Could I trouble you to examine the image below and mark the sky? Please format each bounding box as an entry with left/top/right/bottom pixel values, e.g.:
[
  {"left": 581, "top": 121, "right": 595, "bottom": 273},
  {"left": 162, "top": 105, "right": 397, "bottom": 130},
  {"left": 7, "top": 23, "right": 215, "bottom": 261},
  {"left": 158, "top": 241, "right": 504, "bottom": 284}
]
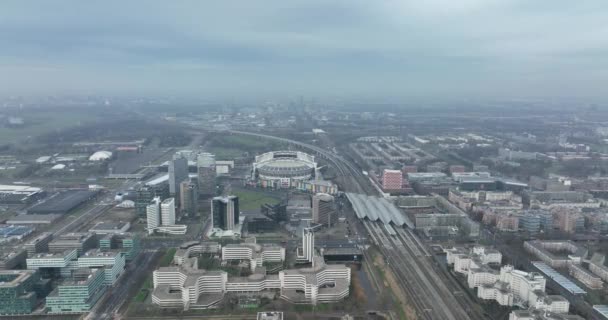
[{"left": 0, "top": 1, "right": 607, "bottom": 100}]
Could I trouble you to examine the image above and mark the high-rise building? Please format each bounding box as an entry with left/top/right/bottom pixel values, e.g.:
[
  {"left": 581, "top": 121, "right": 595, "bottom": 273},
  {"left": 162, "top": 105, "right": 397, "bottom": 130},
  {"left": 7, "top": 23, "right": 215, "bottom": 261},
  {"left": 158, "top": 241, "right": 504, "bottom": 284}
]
[
  {"left": 135, "top": 182, "right": 169, "bottom": 216},
  {"left": 146, "top": 197, "right": 161, "bottom": 235},
  {"left": 301, "top": 228, "right": 315, "bottom": 264},
  {"left": 161, "top": 198, "right": 176, "bottom": 226},
  {"left": 211, "top": 196, "right": 239, "bottom": 231},
  {"left": 382, "top": 169, "right": 403, "bottom": 190},
  {"left": 179, "top": 179, "right": 198, "bottom": 216},
  {"left": 168, "top": 154, "right": 188, "bottom": 201},
  {"left": 312, "top": 193, "right": 336, "bottom": 227},
  {"left": 197, "top": 153, "right": 216, "bottom": 196},
  {"left": 147, "top": 197, "right": 186, "bottom": 235}
]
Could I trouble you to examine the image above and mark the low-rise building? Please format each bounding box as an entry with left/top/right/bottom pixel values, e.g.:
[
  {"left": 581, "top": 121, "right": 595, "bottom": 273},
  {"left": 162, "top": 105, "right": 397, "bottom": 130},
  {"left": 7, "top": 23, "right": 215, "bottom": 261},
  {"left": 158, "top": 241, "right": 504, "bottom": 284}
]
[
  {"left": 24, "top": 232, "right": 53, "bottom": 256},
  {"left": 568, "top": 263, "right": 603, "bottom": 289},
  {"left": 49, "top": 233, "right": 97, "bottom": 255},
  {"left": 222, "top": 243, "right": 285, "bottom": 271},
  {"left": 0, "top": 269, "right": 39, "bottom": 315},
  {"left": 524, "top": 240, "right": 587, "bottom": 269}
]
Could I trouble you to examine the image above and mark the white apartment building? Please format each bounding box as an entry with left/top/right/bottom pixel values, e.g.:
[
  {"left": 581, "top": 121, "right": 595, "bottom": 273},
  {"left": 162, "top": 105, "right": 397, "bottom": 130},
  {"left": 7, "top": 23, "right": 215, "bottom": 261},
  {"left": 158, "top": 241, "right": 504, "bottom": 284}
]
[{"left": 475, "top": 265, "right": 547, "bottom": 308}]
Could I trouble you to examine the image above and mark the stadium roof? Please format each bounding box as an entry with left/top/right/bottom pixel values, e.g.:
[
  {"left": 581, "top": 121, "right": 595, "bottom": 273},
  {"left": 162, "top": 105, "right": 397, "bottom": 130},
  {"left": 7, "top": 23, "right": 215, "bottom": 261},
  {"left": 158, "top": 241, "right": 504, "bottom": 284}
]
[
  {"left": 532, "top": 261, "right": 586, "bottom": 295},
  {"left": 346, "top": 193, "right": 413, "bottom": 228}
]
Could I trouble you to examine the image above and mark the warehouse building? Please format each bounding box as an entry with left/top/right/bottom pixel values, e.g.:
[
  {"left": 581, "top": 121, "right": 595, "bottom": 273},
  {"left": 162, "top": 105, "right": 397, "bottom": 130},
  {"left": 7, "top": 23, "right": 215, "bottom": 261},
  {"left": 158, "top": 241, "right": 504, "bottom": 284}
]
[{"left": 27, "top": 190, "right": 99, "bottom": 215}]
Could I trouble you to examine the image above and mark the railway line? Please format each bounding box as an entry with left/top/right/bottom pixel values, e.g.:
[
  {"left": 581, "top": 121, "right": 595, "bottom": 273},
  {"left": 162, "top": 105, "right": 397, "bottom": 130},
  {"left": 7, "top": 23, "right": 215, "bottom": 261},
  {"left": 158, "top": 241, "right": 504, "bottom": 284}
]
[
  {"left": 365, "top": 220, "right": 471, "bottom": 320},
  {"left": 218, "top": 129, "right": 479, "bottom": 320}
]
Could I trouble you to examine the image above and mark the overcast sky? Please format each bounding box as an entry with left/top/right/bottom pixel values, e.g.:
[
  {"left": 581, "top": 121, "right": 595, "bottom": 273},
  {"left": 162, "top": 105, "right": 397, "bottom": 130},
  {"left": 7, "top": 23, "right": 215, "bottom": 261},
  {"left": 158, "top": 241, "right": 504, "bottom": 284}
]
[{"left": 1, "top": 1, "right": 607, "bottom": 100}]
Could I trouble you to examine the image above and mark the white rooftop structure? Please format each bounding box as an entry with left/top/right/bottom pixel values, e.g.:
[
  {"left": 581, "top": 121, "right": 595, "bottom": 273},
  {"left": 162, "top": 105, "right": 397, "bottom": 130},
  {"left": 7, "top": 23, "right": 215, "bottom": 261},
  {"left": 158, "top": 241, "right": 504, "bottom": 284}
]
[
  {"left": 346, "top": 193, "right": 413, "bottom": 227},
  {"left": 89, "top": 151, "right": 112, "bottom": 161}
]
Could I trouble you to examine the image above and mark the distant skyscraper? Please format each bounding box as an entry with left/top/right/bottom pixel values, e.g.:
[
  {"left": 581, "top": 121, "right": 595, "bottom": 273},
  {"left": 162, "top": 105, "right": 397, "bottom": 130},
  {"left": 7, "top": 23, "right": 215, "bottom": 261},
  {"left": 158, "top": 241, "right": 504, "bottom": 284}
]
[
  {"left": 211, "top": 196, "right": 239, "bottom": 231},
  {"left": 312, "top": 193, "right": 336, "bottom": 227},
  {"left": 197, "top": 153, "right": 216, "bottom": 196},
  {"left": 169, "top": 154, "right": 188, "bottom": 200},
  {"left": 179, "top": 179, "right": 198, "bottom": 216},
  {"left": 146, "top": 197, "right": 161, "bottom": 235}
]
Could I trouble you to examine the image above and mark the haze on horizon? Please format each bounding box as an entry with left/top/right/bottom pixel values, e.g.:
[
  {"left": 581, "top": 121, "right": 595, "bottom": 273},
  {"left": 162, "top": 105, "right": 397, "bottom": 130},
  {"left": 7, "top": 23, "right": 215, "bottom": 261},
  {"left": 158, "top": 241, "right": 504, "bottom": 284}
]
[{"left": 1, "top": 0, "right": 607, "bottom": 101}]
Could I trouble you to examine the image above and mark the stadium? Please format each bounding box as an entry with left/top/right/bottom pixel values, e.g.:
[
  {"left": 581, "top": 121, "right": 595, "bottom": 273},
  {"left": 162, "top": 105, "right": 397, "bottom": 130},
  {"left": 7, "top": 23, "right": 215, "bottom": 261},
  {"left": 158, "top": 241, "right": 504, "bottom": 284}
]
[{"left": 252, "top": 151, "right": 317, "bottom": 187}]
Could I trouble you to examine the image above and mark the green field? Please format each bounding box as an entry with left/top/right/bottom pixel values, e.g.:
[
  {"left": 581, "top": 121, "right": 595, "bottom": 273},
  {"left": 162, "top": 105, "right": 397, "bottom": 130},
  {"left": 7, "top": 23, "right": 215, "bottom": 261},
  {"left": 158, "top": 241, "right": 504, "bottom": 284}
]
[
  {"left": 159, "top": 248, "right": 177, "bottom": 267},
  {"left": 0, "top": 110, "right": 102, "bottom": 145},
  {"left": 207, "top": 134, "right": 288, "bottom": 160},
  {"left": 233, "top": 189, "right": 281, "bottom": 211}
]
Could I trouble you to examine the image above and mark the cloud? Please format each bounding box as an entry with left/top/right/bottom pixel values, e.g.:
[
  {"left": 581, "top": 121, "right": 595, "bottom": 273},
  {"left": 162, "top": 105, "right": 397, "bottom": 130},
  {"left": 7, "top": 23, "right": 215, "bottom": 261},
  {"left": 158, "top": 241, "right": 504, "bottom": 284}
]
[{"left": 0, "top": 0, "right": 606, "bottom": 100}]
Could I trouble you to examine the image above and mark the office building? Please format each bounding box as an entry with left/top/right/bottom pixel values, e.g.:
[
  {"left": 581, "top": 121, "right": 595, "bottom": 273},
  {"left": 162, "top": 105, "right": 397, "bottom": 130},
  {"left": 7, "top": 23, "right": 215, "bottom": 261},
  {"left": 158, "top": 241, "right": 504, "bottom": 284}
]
[
  {"left": 382, "top": 169, "right": 403, "bottom": 190},
  {"left": 298, "top": 228, "right": 315, "bottom": 264},
  {"left": 168, "top": 153, "right": 188, "bottom": 200},
  {"left": 48, "top": 233, "right": 97, "bottom": 255},
  {"left": 26, "top": 249, "right": 78, "bottom": 270},
  {"left": 0, "top": 248, "right": 27, "bottom": 270},
  {"left": 46, "top": 268, "right": 106, "bottom": 314},
  {"left": 0, "top": 269, "right": 39, "bottom": 315},
  {"left": 222, "top": 243, "right": 285, "bottom": 271},
  {"left": 25, "top": 232, "right": 53, "bottom": 256},
  {"left": 146, "top": 197, "right": 161, "bottom": 235},
  {"left": 179, "top": 178, "right": 198, "bottom": 216},
  {"left": 197, "top": 153, "right": 216, "bottom": 196},
  {"left": 147, "top": 197, "right": 187, "bottom": 235},
  {"left": 77, "top": 249, "right": 125, "bottom": 286},
  {"left": 212, "top": 196, "right": 239, "bottom": 231},
  {"left": 312, "top": 193, "right": 336, "bottom": 227},
  {"left": 135, "top": 182, "right": 170, "bottom": 216},
  {"left": 151, "top": 243, "right": 349, "bottom": 309},
  {"left": 161, "top": 198, "right": 176, "bottom": 226},
  {"left": 246, "top": 214, "right": 279, "bottom": 233}
]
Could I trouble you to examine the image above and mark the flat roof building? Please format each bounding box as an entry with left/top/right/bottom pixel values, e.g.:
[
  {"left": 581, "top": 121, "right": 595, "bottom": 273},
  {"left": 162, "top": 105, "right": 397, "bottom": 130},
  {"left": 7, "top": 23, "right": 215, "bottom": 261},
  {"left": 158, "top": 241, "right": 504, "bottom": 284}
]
[
  {"left": 0, "top": 269, "right": 40, "bottom": 315},
  {"left": 49, "top": 233, "right": 97, "bottom": 255},
  {"left": 46, "top": 268, "right": 107, "bottom": 314}
]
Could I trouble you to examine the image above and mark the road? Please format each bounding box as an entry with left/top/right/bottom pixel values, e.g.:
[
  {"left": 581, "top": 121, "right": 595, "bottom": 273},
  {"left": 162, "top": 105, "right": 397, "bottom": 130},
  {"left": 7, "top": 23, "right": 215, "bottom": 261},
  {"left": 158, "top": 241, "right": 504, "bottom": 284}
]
[{"left": 87, "top": 250, "right": 160, "bottom": 320}]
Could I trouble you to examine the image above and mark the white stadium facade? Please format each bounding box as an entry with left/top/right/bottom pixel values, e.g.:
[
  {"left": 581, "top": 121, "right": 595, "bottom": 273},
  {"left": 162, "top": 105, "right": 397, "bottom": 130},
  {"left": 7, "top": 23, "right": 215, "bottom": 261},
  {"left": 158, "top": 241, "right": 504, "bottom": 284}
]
[{"left": 252, "top": 151, "right": 317, "bottom": 188}]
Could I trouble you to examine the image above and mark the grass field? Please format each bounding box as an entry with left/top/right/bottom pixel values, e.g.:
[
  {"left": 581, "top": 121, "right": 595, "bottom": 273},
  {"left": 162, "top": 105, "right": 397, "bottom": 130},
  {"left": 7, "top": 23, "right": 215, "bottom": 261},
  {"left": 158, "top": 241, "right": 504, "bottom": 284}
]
[
  {"left": 159, "top": 248, "right": 177, "bottom": 267},
  {"left": 233, "top": 189, "right": 281, "bottom": 211},
  {"left": 0, "top": 110, "right": 103, "bottom": 145}
]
